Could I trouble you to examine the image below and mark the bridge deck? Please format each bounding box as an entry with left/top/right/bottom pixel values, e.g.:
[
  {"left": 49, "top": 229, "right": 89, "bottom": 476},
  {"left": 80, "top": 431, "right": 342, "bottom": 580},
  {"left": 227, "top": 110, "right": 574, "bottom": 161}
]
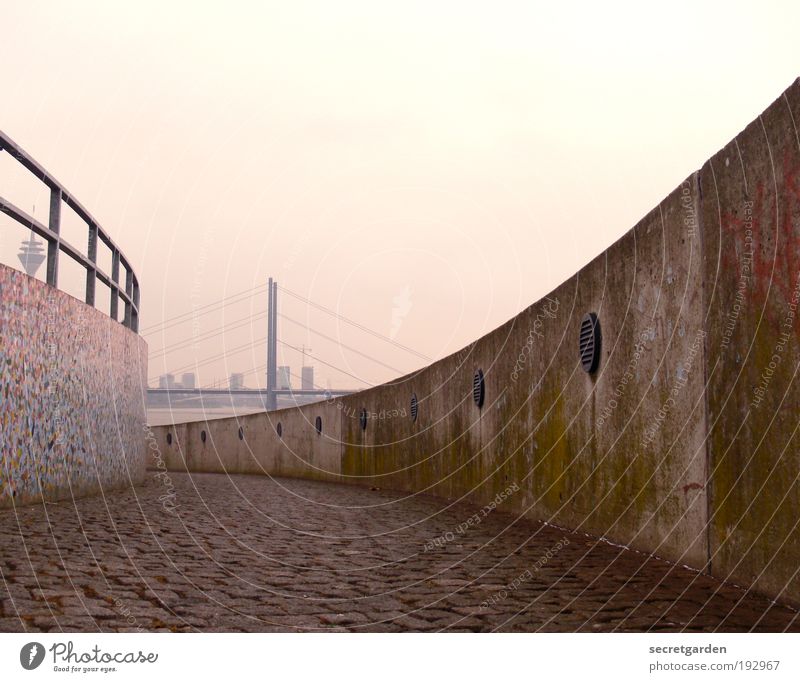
[{"left": 0, "top": 473, "right": 796, "bottom": 632}]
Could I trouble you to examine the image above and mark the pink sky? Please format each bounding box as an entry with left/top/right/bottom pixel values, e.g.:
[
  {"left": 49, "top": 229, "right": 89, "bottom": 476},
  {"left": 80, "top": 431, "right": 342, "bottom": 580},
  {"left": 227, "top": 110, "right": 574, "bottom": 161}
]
[{"left": 1, "top": 1, "right": 799, "bottom": 389}]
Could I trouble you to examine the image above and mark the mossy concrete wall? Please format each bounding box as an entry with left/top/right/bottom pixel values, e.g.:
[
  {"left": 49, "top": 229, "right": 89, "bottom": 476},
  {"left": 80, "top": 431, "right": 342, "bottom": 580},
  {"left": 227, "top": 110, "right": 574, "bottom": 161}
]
[
  {"left": 700, "top": 82, "right": 800, "bottom": 604},
  {"left": 151, "top": 78, "right": 800, "bottom": 606},
  {"left": 338, "top": 173, "right": 709, "bottom": 571}
]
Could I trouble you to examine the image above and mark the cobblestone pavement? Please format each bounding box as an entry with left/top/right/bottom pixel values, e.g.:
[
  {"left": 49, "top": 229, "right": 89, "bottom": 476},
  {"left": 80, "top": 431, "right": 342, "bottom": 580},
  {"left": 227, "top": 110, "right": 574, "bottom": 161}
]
[{"left": 1, "top": 472, "right": 797, "bottom": 632}]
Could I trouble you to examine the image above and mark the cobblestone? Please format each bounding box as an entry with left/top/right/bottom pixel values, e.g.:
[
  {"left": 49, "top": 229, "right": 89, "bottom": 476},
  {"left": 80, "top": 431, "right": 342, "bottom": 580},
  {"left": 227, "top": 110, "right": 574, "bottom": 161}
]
[{"left": 0, "top": 472, "right": 797, "bottom": 632}]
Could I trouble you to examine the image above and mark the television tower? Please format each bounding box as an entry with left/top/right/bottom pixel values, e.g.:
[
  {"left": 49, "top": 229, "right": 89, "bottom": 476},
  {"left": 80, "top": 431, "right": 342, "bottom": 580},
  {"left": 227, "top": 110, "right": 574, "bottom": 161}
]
[{"left": 18, "top": 213, "right": 46, "bottom": 277}]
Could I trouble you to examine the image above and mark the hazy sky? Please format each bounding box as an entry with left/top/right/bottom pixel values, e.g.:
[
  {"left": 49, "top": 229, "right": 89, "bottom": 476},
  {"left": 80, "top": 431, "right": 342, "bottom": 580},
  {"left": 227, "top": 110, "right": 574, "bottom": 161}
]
[{"left": 1, "top": 1, "right": 799, "bottom": 390}]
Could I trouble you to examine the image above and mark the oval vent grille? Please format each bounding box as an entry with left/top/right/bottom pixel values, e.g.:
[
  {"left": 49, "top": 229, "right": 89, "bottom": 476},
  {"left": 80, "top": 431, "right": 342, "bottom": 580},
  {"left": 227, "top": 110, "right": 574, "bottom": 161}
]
[
  {"left": 579, "top": 312, "right": 601, "bottom": 373},
  {"left": 473, "top": 369, "right": 485, "bottom": 408},
  {"left": 360, "top": 408, "right": 368, "bottom": 431},
  {"left": 410, "top": 393, "right": 418, "bottom": 422}
]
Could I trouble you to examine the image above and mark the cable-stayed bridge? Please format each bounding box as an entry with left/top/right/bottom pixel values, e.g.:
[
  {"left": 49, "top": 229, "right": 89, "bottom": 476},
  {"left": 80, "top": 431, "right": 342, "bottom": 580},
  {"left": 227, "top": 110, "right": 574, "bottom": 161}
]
[{"left": 144, "top": 278, "right": 431, "bottom": 413}]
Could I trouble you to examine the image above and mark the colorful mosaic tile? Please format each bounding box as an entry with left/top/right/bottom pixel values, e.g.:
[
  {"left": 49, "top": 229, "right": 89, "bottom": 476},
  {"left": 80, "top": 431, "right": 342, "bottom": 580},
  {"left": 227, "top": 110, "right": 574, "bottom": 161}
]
[{"left": 0, "top": 263, "right": 147, "bottom": 507}]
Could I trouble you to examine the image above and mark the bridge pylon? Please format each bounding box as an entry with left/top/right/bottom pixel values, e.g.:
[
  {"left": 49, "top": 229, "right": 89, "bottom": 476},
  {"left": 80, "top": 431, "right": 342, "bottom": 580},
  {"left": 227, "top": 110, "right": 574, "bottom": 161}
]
[{"left": 266, "top": 277, "right": 278, "bottom": 411}]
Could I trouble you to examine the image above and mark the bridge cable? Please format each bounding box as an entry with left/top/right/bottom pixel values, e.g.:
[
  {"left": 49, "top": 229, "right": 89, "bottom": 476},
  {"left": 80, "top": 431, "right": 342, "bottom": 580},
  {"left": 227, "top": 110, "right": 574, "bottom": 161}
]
[
  {"left": 140, "top": 282, "right": 267, "bottom": 334},
  {"left": 149, "top": 308, "right": 409, "bottom": 378},
  {"left": 277, "top": 285, "right": 432, "bottom": 361},
  {"left": 142, "top": 283, "right": 430, "bottom": 365}
]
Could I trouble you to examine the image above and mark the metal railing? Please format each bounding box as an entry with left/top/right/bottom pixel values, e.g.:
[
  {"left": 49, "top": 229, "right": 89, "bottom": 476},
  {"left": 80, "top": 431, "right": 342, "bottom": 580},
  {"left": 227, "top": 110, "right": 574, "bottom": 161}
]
[{"left": 0, "top": 130, "right": 140, "bottom": 332}]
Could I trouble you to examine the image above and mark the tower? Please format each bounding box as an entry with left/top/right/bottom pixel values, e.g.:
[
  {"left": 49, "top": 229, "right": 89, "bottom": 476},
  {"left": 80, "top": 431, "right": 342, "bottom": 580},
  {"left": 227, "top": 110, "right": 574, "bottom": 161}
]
[{"left": 17, "top": 233, "right": 46, "bottom": 278}]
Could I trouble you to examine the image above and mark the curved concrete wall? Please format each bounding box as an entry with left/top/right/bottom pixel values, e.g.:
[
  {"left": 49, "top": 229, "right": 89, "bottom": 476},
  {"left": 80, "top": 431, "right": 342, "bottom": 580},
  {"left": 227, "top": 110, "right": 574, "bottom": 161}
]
[
  {"left": 148, "top": 402, "right": 342, "bottom": 483},
  {"left": 0, "top": 263, "right": 148, "bottom": 507},
  {"left": 150, "top": 78, "right": 800, "bottom": 606}
]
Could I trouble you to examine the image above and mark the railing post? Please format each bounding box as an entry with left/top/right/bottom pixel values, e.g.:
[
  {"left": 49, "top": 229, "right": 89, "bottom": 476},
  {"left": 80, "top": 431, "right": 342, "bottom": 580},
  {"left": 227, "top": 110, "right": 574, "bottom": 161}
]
[
  {"left": 110, "top": 250, "right": 120, "bottom": 321},
  {"left": 132, "top": 278, "right": 140, "bottom": 333},
  {"left": 46, "top": 187, "right": 61, "bottom": 286},
  {"left": 86, "top": 223, "right": 97, "bottom": 306},
  {"left": 124, "top": 268, "right": 133, "bottom": 329}
]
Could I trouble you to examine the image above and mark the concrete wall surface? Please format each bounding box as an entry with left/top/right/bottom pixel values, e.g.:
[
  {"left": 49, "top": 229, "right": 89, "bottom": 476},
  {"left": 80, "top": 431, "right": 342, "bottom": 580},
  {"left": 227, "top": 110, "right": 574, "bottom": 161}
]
[
  {"left": 700, "top": 83, "right": 800, "bottom": 604},
  {"left": 150, "top": 78, "right": 800, "bottom": 606},
  {"left": 147, "top": 401, "right": 343, "bottom": 483},
  {"left": 0, "top": 263, "right": 148, "bottom": 507}
]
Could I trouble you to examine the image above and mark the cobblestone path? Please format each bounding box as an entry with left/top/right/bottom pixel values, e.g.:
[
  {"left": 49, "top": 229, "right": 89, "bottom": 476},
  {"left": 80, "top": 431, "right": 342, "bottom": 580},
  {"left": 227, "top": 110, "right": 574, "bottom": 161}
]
[{"left": 1, "top": 472, "right": 797, "bottom": 632}]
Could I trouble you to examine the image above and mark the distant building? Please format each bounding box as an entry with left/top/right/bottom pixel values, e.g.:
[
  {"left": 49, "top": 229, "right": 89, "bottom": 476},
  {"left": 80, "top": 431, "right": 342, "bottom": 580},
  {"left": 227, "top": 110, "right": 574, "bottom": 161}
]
[
  {"left": 158, "top": 374, "right": 176, "bottom": 389},
  {"left": 181, "top": 372, "right": 196, "bottom": 389},
  {"left": 301, "top": 366, "right": 314, "bottom": 390},
  {"left": 229, "top": 373, "right": 245, "bottom": 390},
  {"left": 278, "top": 366, "right": 291, "bottom": 390}
]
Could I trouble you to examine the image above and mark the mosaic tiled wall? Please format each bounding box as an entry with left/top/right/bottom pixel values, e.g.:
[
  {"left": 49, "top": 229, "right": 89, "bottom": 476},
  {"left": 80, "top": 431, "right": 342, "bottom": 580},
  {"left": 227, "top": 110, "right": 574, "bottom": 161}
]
[{"left": 0, "top": 263, "right": 148, "bottom": 507}]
